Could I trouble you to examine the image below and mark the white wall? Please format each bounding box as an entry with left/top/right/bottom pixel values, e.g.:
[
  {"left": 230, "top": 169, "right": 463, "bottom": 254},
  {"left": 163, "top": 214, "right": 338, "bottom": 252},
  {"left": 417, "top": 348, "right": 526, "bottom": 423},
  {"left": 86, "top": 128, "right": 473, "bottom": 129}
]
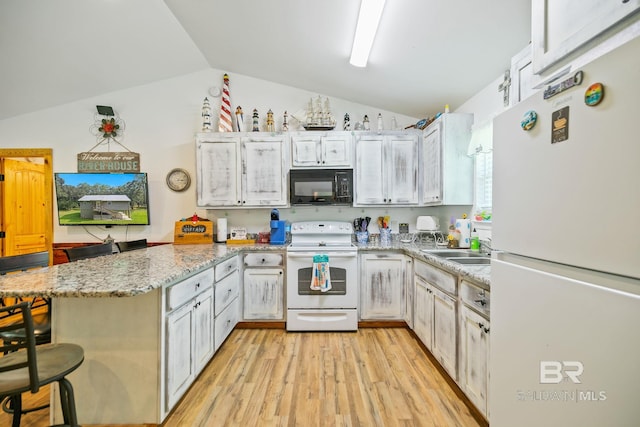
[{"left": 1, "top": 68, "right": 475, "bottom": 243}]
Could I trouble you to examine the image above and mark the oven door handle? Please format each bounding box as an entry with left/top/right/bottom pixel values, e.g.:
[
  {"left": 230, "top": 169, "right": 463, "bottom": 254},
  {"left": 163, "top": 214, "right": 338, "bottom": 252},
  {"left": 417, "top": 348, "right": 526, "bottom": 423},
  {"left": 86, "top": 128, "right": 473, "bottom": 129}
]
[{"left": 287, "top": 252, "right": 358, "bottom": 259}]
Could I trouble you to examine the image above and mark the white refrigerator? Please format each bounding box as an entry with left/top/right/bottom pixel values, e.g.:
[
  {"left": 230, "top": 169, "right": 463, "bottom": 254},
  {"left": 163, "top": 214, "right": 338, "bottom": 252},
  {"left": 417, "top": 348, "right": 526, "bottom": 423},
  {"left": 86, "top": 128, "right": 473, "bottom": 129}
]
[{"left": 490, "top": 35, "right": 640, "bottom": 427}]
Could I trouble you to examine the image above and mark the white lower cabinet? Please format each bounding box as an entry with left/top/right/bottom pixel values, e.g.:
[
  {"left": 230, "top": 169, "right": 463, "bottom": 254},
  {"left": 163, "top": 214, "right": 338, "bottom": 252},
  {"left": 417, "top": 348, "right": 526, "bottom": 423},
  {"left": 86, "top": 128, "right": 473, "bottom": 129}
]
[
  {"left": 414, "top": 274, "right": 434, "bottom": 348},
  {"left": 459, "top": 305, "right": 490, "bottom": 417},
  {"left": 360, "top": 252, "right": 408, "bottom": 320},
  {"left": 165, "top": 268, "right": 215, "bottom": 412},
  {"left": 214, "top": 257, "right": 240, "bottom": 351},
  {"left": 242, "top": 252, "right": 284, "bottom": 320},
  {"left": 432, "top": 286, "right": 457, "bottom": 379},
  {"left": 459, "top": 280, "right": 490, "bottom": 418},
  {"left": 413, "top": 259, "right": 458, "bottom": 381},
  {"left": 164, "top": 256, "right": 239, "bottom": 417}
]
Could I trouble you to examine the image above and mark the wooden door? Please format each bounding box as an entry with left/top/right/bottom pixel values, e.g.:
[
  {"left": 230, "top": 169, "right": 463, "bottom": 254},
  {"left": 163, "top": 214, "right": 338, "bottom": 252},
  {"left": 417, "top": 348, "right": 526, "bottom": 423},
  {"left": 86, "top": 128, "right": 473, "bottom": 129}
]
[{"left": 0, "top": 149, "right": 53, "bottom": 264}]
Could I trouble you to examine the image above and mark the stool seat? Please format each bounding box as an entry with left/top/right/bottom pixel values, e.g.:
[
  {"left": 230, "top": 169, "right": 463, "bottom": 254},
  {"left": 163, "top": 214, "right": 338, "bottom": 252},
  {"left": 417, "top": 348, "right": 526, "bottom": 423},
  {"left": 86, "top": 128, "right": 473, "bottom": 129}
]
[{"left": 0, "top": 344, "right": 84, "bottom": 394}]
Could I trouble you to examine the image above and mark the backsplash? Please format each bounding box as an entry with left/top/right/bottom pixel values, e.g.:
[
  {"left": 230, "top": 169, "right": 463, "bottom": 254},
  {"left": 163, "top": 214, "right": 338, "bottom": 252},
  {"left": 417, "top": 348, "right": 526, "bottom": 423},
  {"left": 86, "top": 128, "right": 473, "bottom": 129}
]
[{"left": 201, "top": 205, "right": 473, "bottom": 235}]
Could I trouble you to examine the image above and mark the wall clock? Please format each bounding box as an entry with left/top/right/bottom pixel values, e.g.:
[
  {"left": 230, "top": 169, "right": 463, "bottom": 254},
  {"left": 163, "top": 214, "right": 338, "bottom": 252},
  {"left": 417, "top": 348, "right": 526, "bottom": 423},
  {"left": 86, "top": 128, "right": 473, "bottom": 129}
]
[{"left": 166, "top": 168, "right": 191, "bottom": 192}]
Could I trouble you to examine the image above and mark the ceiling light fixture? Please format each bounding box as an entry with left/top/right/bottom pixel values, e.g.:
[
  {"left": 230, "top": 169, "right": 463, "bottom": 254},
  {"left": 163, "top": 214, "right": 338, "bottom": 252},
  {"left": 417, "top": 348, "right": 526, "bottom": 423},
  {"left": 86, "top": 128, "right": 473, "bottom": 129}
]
[{"left": 349, "top": 0, "right": 386, "bottom": 67}]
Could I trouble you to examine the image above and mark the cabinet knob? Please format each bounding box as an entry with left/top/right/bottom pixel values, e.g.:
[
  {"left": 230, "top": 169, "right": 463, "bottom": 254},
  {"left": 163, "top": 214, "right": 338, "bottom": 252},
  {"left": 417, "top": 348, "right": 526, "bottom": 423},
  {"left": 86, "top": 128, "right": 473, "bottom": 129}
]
[
  {"left": 475, "top": 299, "right": 487, "bottom": 306},
  {"left": 478, "top": 322, "right": 484, "bottom": 329},
  {"left": 483, "top": 327, "right": 490, "bottom": 333}
]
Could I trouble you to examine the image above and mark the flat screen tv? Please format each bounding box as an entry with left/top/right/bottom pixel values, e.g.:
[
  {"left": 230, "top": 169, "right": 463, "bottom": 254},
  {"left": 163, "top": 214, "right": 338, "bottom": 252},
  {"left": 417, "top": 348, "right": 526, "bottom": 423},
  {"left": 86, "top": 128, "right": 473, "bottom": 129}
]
[{"left": 54, "top": 172, "right": 150, "bottom": 226}]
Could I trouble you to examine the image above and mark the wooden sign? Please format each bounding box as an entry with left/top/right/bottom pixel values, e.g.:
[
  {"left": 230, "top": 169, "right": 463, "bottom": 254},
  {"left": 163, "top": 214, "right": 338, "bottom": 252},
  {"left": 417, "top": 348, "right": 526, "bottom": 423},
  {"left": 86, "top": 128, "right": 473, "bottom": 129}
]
[
  {"left": 174, "top": 220, "right": 214, "bottom": 244},
  {"left": 77, "top": 152, "right": 140, "bottom": 173}
]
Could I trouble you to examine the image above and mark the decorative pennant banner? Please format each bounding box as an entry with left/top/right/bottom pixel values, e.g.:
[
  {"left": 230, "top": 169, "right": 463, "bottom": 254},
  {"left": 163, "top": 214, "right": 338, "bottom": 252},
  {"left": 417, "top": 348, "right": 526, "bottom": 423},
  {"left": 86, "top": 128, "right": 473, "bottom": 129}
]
[{"left": 218, "top": 73, "right": 233, "bottom": 132}]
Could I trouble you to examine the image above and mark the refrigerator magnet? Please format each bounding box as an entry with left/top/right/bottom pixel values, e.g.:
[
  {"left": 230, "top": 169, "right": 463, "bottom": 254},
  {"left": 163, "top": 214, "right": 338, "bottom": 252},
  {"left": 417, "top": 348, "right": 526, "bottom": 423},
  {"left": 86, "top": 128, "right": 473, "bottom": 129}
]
[
  {"left": 521, "top": 110, "right": 538, "bottom": 131},
  {"left": 584, "top": 83, "right": 604, "bottom": 106},
  {"left": 551, "top": 106, "right": 569, "bottom": 144}
]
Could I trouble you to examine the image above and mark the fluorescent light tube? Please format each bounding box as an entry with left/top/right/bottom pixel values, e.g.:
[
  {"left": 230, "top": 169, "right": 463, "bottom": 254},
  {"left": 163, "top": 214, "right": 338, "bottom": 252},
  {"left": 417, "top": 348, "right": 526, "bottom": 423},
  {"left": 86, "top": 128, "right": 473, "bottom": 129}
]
[{"left": 350, "top": 0, "right": 386, "bottom": 67}]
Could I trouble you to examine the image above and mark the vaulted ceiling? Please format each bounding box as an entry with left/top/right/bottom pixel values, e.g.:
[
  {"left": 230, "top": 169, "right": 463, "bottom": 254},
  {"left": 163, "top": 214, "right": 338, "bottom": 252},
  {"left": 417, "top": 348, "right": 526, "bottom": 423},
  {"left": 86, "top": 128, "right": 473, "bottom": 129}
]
[{"left": 0, "top": 0, "right": 531, "bottom": 121}]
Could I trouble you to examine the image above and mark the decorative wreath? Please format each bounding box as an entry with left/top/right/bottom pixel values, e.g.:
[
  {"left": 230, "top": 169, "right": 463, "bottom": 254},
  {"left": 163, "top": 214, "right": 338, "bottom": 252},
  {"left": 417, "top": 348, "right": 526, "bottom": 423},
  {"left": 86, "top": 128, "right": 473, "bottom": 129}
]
[
  {"left": 90, "top": 111, "right": 126, "bottom": 145},
  {"left": 99, "top": 117, "right": 120, "bottom": 138}
]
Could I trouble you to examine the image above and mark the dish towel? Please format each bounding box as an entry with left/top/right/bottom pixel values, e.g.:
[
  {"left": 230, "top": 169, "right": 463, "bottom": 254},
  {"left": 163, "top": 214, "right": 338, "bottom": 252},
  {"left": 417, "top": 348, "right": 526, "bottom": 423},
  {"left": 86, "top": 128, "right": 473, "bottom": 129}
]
[{"left": 310, "top": 254, "right": 332, "bottom": 292}]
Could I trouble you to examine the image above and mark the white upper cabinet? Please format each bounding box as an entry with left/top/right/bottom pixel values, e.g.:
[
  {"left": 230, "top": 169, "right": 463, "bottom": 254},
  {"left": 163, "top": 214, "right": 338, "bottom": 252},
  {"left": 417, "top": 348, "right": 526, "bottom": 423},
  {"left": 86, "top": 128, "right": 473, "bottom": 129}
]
[
  {"left": 241, "top": 136, "right": 288, "bottom": 206},
  {"left": 421, "top": 113, "right": 473, "bottom": 206},
  {"left": 354, "top": 131, "right": 419, "bottom": 206},
  {"left": 291, "top": 131, "right": 352, "bottom": 168},
  {"left": 196, "top": 133, "right": 288, "bottom": 207},
  {"left": 196, "top": 134, "right": 239, "bottom": 207}
]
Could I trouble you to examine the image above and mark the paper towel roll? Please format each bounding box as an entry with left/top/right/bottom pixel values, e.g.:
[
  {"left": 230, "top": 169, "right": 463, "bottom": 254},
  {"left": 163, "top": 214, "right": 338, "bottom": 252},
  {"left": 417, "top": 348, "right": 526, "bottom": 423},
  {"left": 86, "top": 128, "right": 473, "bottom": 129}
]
[
  {"left": 456, "top": 219, "right": 471, "bottom": 248},
  {"left": 217, "top": 218, "right": 228, "bottom": 242}
]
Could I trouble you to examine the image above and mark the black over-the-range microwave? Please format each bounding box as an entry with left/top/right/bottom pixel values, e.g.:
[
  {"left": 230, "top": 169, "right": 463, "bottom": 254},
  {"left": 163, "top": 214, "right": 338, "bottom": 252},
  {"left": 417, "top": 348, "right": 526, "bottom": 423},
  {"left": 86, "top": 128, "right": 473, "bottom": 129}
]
[{"left": 289, "top": 169, "right": 353, "bottom": 206}]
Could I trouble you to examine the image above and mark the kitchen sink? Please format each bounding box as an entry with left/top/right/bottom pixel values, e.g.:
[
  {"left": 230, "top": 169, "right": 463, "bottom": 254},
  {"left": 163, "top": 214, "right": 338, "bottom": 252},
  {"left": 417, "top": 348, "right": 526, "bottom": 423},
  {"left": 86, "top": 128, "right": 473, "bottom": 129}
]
[
  {"left": 446, "top": 257, "right": 491, "bottom": 265},
  {"left": 421, "top": 249, "right": 486, "bottom": 258}
]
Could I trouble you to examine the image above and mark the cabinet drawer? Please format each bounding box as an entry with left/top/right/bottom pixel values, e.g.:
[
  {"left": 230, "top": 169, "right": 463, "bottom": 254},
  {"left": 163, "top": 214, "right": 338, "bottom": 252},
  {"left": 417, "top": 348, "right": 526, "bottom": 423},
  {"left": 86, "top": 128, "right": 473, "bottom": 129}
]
[
  {"left": 215, "top": 256, "right": 238, "bottom": 281},
  {"left": 460, "top": 279, "right": 490, "bottom": 317},
  {"left": 166, "top": 268, "right": 214, "bottom": 311},
  {"left": 243, "top": 252, "right": 284, "bottom": 267},
  {"left": 414, "top": 260, "right": 457, "bottom": 295},
  {"left": 214, "top": 270, "right": 239, "bottom": 315},
  {"left": 215, "top": 298, "right": 239, "bottom": 351}
]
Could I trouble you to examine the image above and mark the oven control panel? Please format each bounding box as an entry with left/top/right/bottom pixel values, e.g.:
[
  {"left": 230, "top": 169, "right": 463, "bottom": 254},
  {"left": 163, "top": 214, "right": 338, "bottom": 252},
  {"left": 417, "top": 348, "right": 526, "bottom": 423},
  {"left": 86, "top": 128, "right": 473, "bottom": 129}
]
[{"left": 291, "top": 221, "right": 353, "bottom": 234}]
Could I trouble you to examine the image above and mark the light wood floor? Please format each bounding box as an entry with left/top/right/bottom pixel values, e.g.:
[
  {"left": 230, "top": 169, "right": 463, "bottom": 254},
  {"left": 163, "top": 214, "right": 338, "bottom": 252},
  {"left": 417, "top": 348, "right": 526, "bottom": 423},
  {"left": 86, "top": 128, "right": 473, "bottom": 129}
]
[{"left": 1, "top": 328, "right": 482, "bottom": 427}]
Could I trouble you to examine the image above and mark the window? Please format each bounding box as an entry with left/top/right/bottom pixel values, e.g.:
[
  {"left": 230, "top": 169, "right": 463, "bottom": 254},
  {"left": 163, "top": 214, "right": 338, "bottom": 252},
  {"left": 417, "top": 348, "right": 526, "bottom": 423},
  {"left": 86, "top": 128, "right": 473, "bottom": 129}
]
[
  {"left": 467, "top": 120, "right": 493, "bottom": 220},
  {"left": 474, "top": 151, "right": 492, "bottom": 213}
]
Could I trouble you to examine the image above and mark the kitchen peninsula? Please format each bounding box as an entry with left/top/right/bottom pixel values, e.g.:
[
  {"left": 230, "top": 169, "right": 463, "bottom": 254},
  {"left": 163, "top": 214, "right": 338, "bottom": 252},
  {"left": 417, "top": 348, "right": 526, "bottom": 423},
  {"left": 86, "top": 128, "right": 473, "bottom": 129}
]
[
  {"left": 0, "top": 244, "right": 252, "bottom": 425},
  {"left": 0, "top": 242, "right": 490, "bottom": 425}
]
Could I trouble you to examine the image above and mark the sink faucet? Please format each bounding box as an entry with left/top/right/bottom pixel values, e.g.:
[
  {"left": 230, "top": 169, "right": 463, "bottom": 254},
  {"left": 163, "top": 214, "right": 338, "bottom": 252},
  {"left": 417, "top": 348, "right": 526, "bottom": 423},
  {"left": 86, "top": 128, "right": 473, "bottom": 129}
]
[{"left": 479, "top": 237, "right": 492, "bottom": 255}]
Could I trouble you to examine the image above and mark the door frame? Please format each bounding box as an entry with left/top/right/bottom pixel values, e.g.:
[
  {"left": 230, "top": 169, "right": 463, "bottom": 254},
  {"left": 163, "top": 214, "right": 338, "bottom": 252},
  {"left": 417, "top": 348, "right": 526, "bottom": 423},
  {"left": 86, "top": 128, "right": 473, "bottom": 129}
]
[{"left": 0, "top": 148, "right": 53, "bottom": 264}]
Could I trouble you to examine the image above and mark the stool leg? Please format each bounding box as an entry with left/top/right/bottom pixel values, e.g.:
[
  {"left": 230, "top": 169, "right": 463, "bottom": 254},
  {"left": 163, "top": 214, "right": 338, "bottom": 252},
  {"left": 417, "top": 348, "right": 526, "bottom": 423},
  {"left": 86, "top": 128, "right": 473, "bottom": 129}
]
[
  {"left": 58, "top": 378, "right": 78, "bottom": 427},
  {"left": 9, "top": 395, "right": 22, "bottom": 427}
]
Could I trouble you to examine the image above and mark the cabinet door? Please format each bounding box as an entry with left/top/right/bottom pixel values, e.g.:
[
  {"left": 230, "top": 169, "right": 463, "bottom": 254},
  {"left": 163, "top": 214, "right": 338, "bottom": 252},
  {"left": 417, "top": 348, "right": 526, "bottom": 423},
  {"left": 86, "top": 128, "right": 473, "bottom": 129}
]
[
  {"left": 165, "top": 303, "right": 194, "bottom": 410},
  {"left": 241, "top": 136, "right": 287, "bottom": 206},
  {"left": 422, "top": 124, "right": 442, "bottom": 204},
  {"left": 460, "top": 306, "right": 489, "bottom": 416},
  {"left": 414, "top": 276, "right": 434, "bottom": 350},
  {"left": 386, "top": 134, "right": 419, "bottom": 204},
  {"left": 322, "top": 133, "right": 351, "bottom": 167},
  {"left": 291, "top": 135, "right": 321, "bottom": 167},
  {"left": 243, "top": 268, "right": 284, "bottom": 320},
  {"left": 193, "top": 290, "right": 214, "bottom": 372},
  {"left": 432, "top": 286, "right": 457, "bottom": 380},
  {"left": 360, "top": 253, "right": 406, "bottom": 319},
  {"left": 196, "top": 136, "right": 240, "bottom": 207},
  {"left": 355, "top": 135, "right": 385, "bottom": 204}
]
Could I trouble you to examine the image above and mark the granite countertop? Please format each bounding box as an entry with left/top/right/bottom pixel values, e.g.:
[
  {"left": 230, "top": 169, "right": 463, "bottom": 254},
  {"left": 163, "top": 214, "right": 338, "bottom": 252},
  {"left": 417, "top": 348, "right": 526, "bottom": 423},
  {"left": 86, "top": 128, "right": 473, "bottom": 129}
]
[
  {"left": 0, "top": 240, "right": 488, "bottom": 298},
  {"left": 0, "top": 244, "right": 281, "bottom": 298},
  {"left": 357, "top": 241, "right": 491, "bottom": 287}
]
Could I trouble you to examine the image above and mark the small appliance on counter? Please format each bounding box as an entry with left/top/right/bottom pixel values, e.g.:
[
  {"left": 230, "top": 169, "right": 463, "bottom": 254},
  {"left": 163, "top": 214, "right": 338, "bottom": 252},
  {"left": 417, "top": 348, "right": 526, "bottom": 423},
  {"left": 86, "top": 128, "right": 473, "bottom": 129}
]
[{"left": 270, "top": 209, "right": 286, "bottom": 245}]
